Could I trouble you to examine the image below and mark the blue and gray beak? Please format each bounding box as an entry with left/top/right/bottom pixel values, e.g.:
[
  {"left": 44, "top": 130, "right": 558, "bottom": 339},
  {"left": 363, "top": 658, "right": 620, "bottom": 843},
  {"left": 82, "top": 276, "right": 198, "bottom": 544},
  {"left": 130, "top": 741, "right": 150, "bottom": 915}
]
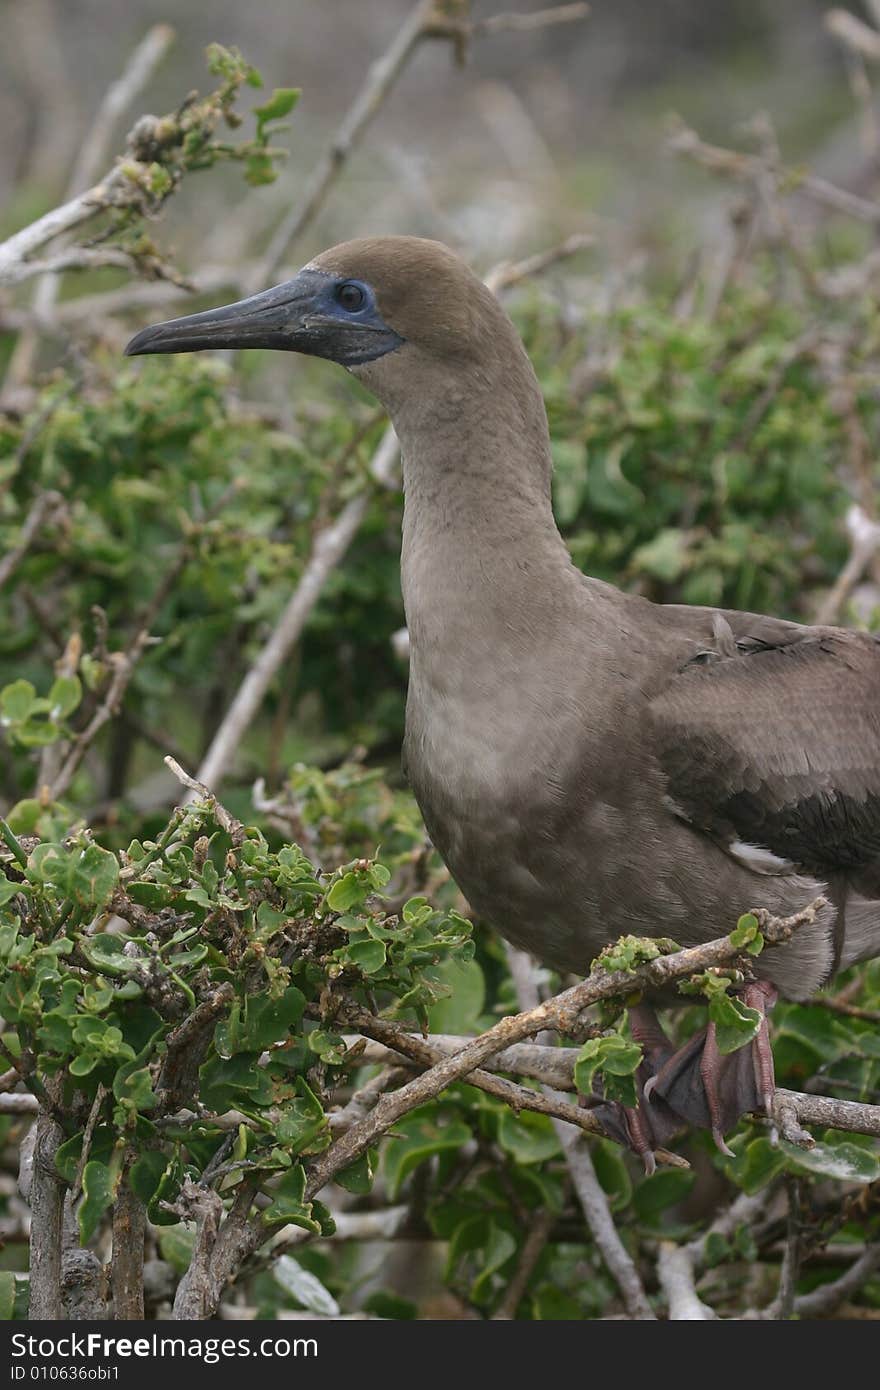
[{"left": 124, "top": 268, "right": 404, "bottom": 367}]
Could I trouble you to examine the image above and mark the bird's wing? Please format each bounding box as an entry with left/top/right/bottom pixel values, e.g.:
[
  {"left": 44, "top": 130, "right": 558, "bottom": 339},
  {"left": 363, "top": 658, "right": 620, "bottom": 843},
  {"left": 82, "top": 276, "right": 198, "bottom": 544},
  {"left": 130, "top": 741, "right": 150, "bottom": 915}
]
[{"left": 648, "top": 621, "right": 880, "bottom": 885}]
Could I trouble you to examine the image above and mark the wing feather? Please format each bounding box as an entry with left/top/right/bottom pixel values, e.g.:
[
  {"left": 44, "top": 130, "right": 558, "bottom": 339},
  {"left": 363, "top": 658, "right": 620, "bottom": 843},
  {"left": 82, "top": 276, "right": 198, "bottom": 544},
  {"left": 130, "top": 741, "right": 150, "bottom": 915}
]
[{"left": 649, "top": 627, "right": 880, "bottom": 889}]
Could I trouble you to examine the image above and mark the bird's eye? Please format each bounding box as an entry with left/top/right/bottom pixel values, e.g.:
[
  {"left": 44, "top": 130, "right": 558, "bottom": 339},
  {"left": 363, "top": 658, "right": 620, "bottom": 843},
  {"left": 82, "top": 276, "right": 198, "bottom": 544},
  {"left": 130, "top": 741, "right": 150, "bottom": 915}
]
[{"left": 336, "top": 281, "right": 366, "bottom": 312}]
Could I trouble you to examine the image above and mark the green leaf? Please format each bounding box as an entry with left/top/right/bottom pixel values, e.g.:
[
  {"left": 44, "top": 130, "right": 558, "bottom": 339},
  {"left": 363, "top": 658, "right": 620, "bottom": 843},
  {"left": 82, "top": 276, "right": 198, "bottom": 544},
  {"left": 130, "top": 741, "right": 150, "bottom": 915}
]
[
  {"left": 346, "top": 938, "right": 387, "bottom": 975},
  {"left": 0, "top": 680, "right": 36, "bottom": 724},
  {"left": 129, "top": 1151, "right": 168, "bottom": 1203},
  {"left": 78, "top": 1160, "right": 117, "bottom": 1243},
  {"left": 496, "top": 1109, "right": 562, "bottom": 1165},
  {"left": 55, "top": 1127, "right": 115, "bottom": 1184},
  {"left": 592, "top": 1138, "right": 633, "bottom": 1211},
  {"left": 254, "top": 86, "right": 300, "bottom": 132},
  {"left": 325, "top": 872, "right": 364, "bottom": 912},
  {"left": 68, "top": 844, "right": 119, "bottom": 910},
  {"left": 708, "top": 992, "right": 762, "bottom": 1055},
  {"left": 306, "top": 1029, "right": 346, "bottom": 1065},
  {"left": 781, "top": 1140, "right": 880, "bottom": 1184},
  {"left": 722, "top": 1136, "right": 786, "bottom": 1194},
  {"left": 113, "top": 1064, "right": 156, "bottom": 1112},
  {"left": 158, "top": 1224, "right": 195, "bottom": 1273},
  {"left": 275, "top": 1078, "right": 330, "bottom": 1155},
  {"left": 273, "top": 1253, "right": 339, "bottom": 1316},
  {"left": 632, "top": 527, "right": 689, "bottom": 582},
  {"left": 334, "top": 1148, "right": 377, "bottom": 1195},
  {"left": 78, "top": 935, "right": 139, "bottom": 977},
  {"left": 383, "top": 1110, "right": 471, "bottom": 1199},
  {"left": 633, "top": 1167, "right": 695, "bottom": 1222},
  {"left": 427, "top": 957, "right": 485, "bottom": 1034},
  {"left": 261, "top": 1164, "right": 327, "bottom": 1232},
  {"left": 199, "top": 1052, "right": 274, "bottom": 1111},
  {"left": 0, "top": 877, "right": 20, "bottom": 907},
  {"left": 48, "top": 674, "right": 82, "bottom": 721},
  {"left": 729, "top": 913, "right": 760, "bottom": 948},
  {"left": 215, "top": 985, "right": 305, "bottom": 1056},
  {"left": 574, "top": 1034, "right": 642, "bottom": 1103}
]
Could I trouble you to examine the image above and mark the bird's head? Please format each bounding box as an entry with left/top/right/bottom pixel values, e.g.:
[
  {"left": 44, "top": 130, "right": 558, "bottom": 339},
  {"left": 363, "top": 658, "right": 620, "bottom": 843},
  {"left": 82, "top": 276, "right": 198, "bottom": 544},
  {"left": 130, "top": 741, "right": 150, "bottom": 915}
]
[{"left": 124, "top": 236, "right": 512, "bottom": 413}]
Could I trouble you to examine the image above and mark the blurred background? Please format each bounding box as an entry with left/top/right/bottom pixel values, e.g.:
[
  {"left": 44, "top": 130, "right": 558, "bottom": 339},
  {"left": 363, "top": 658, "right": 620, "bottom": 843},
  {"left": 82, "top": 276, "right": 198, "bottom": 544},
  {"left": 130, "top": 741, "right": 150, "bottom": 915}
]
[{"left": 0, "top": 0, "right": 859, "bottom": 263}]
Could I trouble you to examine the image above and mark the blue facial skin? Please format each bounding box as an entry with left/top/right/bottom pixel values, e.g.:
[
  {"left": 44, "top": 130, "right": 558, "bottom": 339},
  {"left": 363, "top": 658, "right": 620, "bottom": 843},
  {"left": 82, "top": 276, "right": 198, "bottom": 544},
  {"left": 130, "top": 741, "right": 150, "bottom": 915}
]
[{"left": 124, "top": 269, "right": 405, "bottom": 367}]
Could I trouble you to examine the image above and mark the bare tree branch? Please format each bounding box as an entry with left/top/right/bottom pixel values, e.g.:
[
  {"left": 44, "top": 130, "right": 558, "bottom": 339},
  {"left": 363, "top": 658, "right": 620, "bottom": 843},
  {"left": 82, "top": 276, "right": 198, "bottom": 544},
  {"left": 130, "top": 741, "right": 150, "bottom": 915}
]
[
  {"left": 658, "top": 1242, "right": 715, "bottom": 1320},
  {"left": 338, "top": 1002, "right": 686, "bottom": 1165},
  {"left": 304, "top": 902, "right": 821, "bottom": 1200},
  {"left": 668, "top": 118, "right": 880, "bottom": 224},
  {"left": 27, "top": 1111, "right": 65, "bottom": 1319},
  {"left": 492, "top": 1206, "right": 556, "bottom": 1319},
  {"left": 558, "top": 1121, "right": 657, "bottom": 1318},
  {"left": 503, "top": 942, "right": 656, "bottom": 1318},
  {"left": 248, "top": 0, "right": 439, "bottom": 289},
  {"left": 111, "top": 1150, "right": 146, "bottom": 1319},
  {"left": 793, "top": 1242, "right": 880, "bottom": 1317},
  {"left": 814, "top": 504, "right": 880, "bottom": 625},
  {"left": 826, "top": 8, "right": 880, "bottom": 63},
  {"left": 0, "top": 491, "right": 66, "bottom": 591}
]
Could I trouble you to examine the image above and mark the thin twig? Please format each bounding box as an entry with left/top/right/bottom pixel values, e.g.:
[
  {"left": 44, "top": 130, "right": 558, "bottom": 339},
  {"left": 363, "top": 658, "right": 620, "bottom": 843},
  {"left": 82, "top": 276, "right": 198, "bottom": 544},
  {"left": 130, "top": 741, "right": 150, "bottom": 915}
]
[
  {"left": 0, "top": 491, "right": 65, "bottom": 591},
  {"left": 492, "top": 1206, "right": 557, "bottom": 1319},
  {"left": 483, "top": 232, "right": 594, "bottom": 293},
  {"left": 248, "top": 0, "right": 438, "bottom": 289},
  {"left": 793, "top": 1242, "right": 880, "bottom": 1318},
  {"left": 6, "top": 22, "right": 175, "bottom": 384},
  {"left": 764, "top": 1176, "right": 801, "bottom": 1320},
  {"left": 344, "top": 1030, "right": 880, "bottom": 1140},
  {"left": 814, "top": 504, "right": 880, "bottom": 625},
  {"left": 558, "top": 1120, "right": 657, "bottom": 1318},
  {"left": 2, "top": 248, "right": 143, "bottom": 287},
  {"left": 503, "top": 943, "right": 656, "bottom": 1319},
  {"left": 71, "top": 25, "right": 176, "bottom": 196},
  {"left": 826, "top": 8, "right": 880, "bottom": 63},
  {"left": 669, "top": 118, "right": 880, "bottom": 225},
  {"left": 189, "top": 491, "right": 372, "bottom": 797}
]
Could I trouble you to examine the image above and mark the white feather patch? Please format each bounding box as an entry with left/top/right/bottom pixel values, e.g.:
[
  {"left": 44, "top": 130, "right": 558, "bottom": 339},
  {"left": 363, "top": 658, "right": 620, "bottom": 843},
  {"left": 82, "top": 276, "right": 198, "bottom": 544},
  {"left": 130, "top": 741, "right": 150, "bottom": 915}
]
[{"left": 728, "top": 839, "right": 794, "bottom": 875}]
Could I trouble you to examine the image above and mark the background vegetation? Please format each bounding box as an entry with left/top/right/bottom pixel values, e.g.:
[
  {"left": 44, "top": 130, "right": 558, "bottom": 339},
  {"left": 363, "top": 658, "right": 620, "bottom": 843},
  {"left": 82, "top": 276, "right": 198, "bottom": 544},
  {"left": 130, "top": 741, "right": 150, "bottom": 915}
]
[{"left": 1, "top": 0, "right": 880, "bottom": 1322}]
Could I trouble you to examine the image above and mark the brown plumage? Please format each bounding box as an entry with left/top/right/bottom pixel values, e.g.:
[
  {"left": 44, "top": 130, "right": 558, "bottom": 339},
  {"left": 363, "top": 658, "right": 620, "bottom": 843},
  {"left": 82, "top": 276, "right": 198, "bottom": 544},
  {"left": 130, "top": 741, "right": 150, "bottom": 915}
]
[{"left": 125, "top": 235, "right": 880, "bottom": 1157}]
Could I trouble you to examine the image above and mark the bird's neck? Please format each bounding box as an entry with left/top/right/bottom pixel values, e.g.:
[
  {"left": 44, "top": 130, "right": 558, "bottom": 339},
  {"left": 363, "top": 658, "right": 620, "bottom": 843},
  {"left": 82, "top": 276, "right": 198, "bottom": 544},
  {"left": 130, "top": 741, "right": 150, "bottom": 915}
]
[{"left": 380, "top": 348, "right": 576, "bottom": 668}]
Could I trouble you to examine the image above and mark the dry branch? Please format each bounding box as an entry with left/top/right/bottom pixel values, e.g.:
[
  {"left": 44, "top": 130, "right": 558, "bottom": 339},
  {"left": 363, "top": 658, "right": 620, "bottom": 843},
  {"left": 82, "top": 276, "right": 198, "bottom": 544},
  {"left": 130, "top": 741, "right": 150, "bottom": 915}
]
[
  {"left": 248, "top": 0, "right": 438, "bottom": 289},
  {"left": 343, "top": 1033, "right": 880, "bottom": 1141},
  {"left": 27, "top": 1111, "right": 64, "bottom": 1319},
  {"left": 0, "top": 491, "right": 65, "bottom": 591},
  {"left": 669, "top": 118, "right": 880, "bottom": 225},
  {"left": 304, "top": 901, "right": 822, "bottom": 1200},
  {"left": 657, "top": 1242, "right": 715, "bottom": 1320},
  {"left": 491, "top": 1206, "right": 557, "bottom": 1319},
  {"left": 503, "top": 942, "right": 656, "bottom": 1318},
  {"left": 827, "top": 8, "right": 880, "bottom": 63},
  {"left": 338, "top": 1003, "right": 686, "bottom": 1167},
  {"left": 792, "top": 1242, "right": 880, "bottom": 1317},
  {"left": 814, "top": 504, "right": 880, "bottom": 625},
  {"left": 557, "top": 1119, "right": 657, "bottom": 1318}
]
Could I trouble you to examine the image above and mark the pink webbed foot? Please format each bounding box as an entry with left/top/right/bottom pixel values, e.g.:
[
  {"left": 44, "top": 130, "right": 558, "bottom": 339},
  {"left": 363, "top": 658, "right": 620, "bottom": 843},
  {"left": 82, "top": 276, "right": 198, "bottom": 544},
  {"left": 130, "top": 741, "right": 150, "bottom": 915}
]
[
  {"left": 582, "top": 983, "right": 778, "bottom": 1167},
  {"left": 642, "top": 981, "right": 778, "bottom": 1156},
  {"left": 580, "top": 1004, "right": 688, "bottom": 1175}
]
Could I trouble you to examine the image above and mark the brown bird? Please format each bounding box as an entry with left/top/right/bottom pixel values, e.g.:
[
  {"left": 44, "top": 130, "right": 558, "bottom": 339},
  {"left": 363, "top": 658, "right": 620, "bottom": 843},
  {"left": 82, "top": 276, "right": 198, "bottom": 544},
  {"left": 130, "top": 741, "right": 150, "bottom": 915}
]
[{"left": 125, "top": 236, "right": 880, "bottom": 1166}]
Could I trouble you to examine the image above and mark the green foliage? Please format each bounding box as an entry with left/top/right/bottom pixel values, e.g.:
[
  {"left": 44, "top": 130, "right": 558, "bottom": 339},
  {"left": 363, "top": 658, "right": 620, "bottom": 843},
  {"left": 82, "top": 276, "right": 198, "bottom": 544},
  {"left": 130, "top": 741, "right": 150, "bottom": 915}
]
[{"left": 0, "top": 792, "right": 471, "bottom": 1251}]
